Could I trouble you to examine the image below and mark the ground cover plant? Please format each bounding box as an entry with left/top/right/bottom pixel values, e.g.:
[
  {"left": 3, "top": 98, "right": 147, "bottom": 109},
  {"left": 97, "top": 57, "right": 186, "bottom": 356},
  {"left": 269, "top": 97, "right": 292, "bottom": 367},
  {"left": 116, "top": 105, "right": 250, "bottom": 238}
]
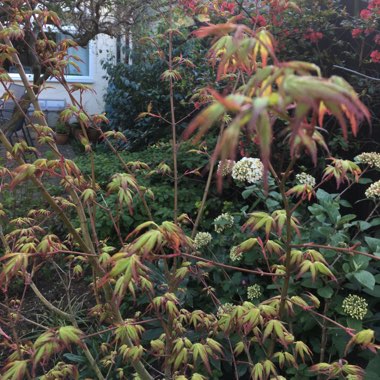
[{"left": 0, "top": 0, "right": 380, "bottom": 379}]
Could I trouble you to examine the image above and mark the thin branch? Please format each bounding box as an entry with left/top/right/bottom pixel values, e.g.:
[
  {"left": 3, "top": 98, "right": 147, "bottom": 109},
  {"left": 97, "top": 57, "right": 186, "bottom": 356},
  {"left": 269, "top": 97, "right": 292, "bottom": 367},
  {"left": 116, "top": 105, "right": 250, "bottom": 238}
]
[
  {"left": 333, "top": 65, "right": 380, "bottom": 81},
  {"left": 181, "top": 252, "right": 284, "bottom": 277}
]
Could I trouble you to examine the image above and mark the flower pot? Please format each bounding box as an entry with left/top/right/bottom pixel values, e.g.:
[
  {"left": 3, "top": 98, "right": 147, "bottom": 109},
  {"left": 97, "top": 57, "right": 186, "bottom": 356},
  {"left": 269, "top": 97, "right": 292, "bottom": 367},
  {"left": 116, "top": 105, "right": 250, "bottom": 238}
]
[{"left": 55, "top": 132, "right": 69, "bottom": 145}]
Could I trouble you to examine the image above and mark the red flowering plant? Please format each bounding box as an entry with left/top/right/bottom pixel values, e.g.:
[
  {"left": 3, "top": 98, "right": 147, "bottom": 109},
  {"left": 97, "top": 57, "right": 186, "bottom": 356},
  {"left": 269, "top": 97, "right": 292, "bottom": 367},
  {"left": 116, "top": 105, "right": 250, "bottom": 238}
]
[
  {"left": 258, "top": 0, "right": 380, "bottom": 159},
  {"left": 348, "top": 0, "right": 380, "bottom": 64}
]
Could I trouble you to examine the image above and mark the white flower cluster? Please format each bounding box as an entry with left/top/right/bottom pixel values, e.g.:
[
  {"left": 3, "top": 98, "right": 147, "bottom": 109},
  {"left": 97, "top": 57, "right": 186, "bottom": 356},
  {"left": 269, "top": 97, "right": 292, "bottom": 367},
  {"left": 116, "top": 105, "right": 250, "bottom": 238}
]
[
  {"left": 342, "top": 294, "right": 368, "bottom": 320},
  {"left": 365, "top": 180, "right": 380, "bottom": 199},
  {"left": 229, "top": 246, "right": 242, "bottom": 262},
  {"left": 247, "top": 284, "right": 262, "bottom": 300},
  {"left": 216, "top": 302, "right": 235, "bottom": 317},
  {"left": 232, "top": 157, "right": 264, "bottom": 183},
  {"left": 296, "top": 172, "right": 316, "bottom": 187},
  {"left": 217, "top": 159, "right": 235, "bottom": 177},
  {"left": 193, "top": 232, "right": 212, "bottom": 250},
  {"left": 355, "top": 152, "right": 380, "bottom": 169},
  {"left": 214, "top": 212, "right": 234, "bottom": 233}
]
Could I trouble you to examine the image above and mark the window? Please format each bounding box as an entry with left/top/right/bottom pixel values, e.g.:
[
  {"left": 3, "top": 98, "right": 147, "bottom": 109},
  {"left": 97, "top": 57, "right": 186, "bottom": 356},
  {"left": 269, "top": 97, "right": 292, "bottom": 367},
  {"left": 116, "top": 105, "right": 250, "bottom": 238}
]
[
  {"left": 57, "top": 33, "right": 90, "bottom": 77},
  {"left": 5, "top": 30, "right": 93, "bottom": 83}
]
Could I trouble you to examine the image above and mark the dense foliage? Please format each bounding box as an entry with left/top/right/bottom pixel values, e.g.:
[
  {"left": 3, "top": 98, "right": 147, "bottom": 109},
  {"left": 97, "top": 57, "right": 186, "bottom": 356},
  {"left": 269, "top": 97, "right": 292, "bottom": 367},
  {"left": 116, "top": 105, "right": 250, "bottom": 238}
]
[{"left": 103, "top": 31, "right": 214, "bottom": 149}]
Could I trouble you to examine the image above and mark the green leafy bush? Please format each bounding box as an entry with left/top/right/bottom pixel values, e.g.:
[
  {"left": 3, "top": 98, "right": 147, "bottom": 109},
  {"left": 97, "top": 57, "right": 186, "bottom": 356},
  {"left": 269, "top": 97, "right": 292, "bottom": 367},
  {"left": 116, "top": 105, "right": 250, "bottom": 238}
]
[{"left": 103, "top": 34, "right": 214, "bottom": 149}]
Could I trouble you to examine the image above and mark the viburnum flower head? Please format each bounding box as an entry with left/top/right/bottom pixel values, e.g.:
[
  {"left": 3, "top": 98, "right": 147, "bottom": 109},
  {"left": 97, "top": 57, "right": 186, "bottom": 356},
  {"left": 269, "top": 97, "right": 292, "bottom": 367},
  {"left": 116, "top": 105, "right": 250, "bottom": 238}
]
[
  {"left": 247, "top": 284, "right": 262, "bottom": 300},
  {"left": 214, "top": 212, "right": 234, "bottom": 233},
  {"left": 355, "top": 152, "right": 380, "bottom": 168},
  {"left": 365, "top": 180, "right": 380, "bottom": 199},
  {"left": 193, "top": 232, "right": 212, "bottom": 250},
  {"left": 217, "top": 159, "right": 235, "bottom": 177},
  {"left": 342, "top": 294, "right": 368, "bottom": 320},
  {"left": 232, "top": 157, "right": 264, "bottom": 183},
  {"left": 229, "top": 246, "right": 241, "bottom": 262},
  {"left": 296, "top": 172, "right": 316, "bottom": 187}
]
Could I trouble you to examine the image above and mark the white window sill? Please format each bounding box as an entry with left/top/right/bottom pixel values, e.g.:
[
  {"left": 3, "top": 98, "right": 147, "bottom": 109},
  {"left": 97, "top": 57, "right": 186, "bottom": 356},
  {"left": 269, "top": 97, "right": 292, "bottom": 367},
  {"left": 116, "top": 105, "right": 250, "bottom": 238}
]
[{"left": 9, "top": 74, "right": 94, "bottom": 84}]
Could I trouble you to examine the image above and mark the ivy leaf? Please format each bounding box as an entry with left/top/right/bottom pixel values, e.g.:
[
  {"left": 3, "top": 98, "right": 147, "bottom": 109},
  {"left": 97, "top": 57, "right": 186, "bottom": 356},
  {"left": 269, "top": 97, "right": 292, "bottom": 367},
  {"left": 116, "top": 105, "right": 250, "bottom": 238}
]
[
  {"left": 365, "top": 237, "right": 380, "bottom": 254},
  {"left": 317, "top": 286, "right": 334, "bottom": 299},
  {"left": 352, "top": 270, "right": 376, "bottom": 290}
]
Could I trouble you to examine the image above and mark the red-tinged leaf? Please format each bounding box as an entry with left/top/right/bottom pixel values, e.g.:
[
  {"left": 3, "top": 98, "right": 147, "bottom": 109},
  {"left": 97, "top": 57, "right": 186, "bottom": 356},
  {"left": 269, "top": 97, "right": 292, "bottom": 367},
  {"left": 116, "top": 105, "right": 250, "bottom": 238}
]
[
  {"left": 0, "top": 252, "right": 29, "bottom": 289},
  {"left": 318, "top": 101, "right": 330, "bottom": 127},
  {"left": 193, "top": 23, "right": 238, "bottom": 38},
  {"left": 109, "top": 256, "right": 130, "bottom": 278},
  {"left": 127, "top": 221, "right": 158, "bottom": 240},
  {"left": 184, "top": 102, "right": 225, "bottom": 141},
  {"left": 58, "top": 326, "right": 83, "bottom": 346},
  {"left": 282, "top": 61, "right": 321, "bottom": 76},
  {"left": 256, "top": 111, "right": 272, "bottom": 187},
  {"left": 2, "top": 360, "right": 28, "bottom": 380},
  {"left": 263, "top": 320, "right": 274, "bottom": 341},
  {"left": 312, "top": 130, "right": 329, "bottom": 154},
  {"left": 192, "top": 343, "right": 211, "bottom": 373},
  {"left": 284, "top": 75, "right": 370, "bottom": 140},
  {"left": 294, "top": 341, "right": 313, "bottom": 362},
  {"left": 208, "top": 89, "right": 242, "bottom": 112},
  {"left": 251, "top": 362, "right": 264, "bottom": 380},
  {"left": 324, "top": 100, "right": 348, "bottom": 139},
  {"left": 297, "top": 260, "right": 312, "bottom": 279},
  {"left": 256, "top": 30, "right": 275, "bottom": 67},
  {"left": 214, "top": 114, "right": 246, "bottom": 163},
  {"left": 10, "top": 164, "right": 36, "bottom": 189}
]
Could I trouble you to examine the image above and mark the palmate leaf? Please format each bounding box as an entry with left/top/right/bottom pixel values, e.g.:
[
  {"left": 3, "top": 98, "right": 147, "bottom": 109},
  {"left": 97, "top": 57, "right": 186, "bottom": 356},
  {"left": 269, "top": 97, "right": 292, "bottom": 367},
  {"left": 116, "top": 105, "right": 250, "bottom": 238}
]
[
  {"left": 0, "top": 252, "right": 30, "bottom": 289},
  {"left": 283, "top": 74, "right": 370, "bottom": 138},
  {"left": 33, "top": 334, "right": 61, "bottom": 367},
  {"left": 58, "top": 326, "right": 83, "bottom": 346},
  {"left": 193, "top": 23, "right": 239, "bottom": 38},
  {"left": 253, "top": 30, "right": 275, "bottom": 68},
  {"left": 186, "top": 21, "right": 369, "bottom": 174},
  {"left": 161, "top": 69, "right": 182, "bottom": 81},
  {"left": 186, "top": 65, "right": 369, "bottom": 179},
  {"left": 2, "top": 360, "right": 28, "bottom": 380},
  {"left": 197, "top": 24, "right": 274, "bottom": 79},
  {"left": 192, "top": 343, "right": 211, "bottom": 373}
]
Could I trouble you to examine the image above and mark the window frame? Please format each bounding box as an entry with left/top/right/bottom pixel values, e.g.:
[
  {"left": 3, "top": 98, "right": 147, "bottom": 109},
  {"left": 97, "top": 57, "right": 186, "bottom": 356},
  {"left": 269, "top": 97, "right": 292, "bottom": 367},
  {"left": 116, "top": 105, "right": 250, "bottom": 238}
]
[{"left": 8, "top": 26, "right": 95, "bottom": 84}]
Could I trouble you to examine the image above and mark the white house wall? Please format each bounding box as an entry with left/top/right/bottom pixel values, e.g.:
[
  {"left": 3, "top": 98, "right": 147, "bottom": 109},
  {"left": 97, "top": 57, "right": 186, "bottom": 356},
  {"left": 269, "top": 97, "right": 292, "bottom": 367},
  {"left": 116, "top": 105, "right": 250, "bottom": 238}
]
[{"left": 2, "top": 33, "right": 116, "bottom": 121}]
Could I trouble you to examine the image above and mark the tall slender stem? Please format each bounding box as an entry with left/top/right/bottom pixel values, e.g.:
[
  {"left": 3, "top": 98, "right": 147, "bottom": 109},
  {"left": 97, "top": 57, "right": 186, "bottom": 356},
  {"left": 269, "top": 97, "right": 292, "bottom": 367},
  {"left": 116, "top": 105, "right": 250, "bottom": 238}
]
[
  {"left": 168, "top": 0, "right": 178, "bottom": 224},
  {"left": 270, "top": 158, "right": 296, "bottom": 318},
  {"left": 191, "top": 123, "right": 225, "bottom": 238}
]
